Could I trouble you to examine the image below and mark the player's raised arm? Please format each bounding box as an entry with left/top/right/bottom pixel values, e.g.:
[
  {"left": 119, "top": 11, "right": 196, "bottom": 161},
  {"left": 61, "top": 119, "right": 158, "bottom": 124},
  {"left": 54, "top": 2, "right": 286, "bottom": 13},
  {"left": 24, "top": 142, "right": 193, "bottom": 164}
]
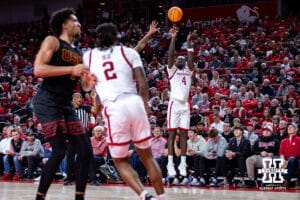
[
  {"left": 167, "top": 27, "right": 178, "bottom": 69},
  {"left": 186, "top": 30, "right": 197, "bottom": 72},
  {"left": 134, "top": 21, "right": 159, "bottom": 53}
]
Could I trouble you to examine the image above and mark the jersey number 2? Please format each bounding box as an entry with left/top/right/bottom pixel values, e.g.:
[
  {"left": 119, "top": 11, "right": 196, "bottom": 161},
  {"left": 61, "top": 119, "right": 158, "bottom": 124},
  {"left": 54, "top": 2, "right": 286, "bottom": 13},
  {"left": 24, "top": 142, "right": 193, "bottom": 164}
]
[{"left": 103, "top": 61, "right": 117, "bottom": 80}]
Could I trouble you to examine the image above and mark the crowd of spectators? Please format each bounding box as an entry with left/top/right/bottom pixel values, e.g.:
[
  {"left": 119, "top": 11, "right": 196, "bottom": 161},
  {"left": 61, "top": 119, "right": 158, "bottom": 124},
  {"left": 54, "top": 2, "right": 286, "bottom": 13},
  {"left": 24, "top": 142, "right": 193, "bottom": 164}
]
[{"left": 0, "top": 12, "right": 300, "bottom": 188}]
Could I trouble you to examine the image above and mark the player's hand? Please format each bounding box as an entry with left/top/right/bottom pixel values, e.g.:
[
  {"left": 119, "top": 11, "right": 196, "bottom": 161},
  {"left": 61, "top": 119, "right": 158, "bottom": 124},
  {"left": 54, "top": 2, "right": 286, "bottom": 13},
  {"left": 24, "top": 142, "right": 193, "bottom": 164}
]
[
  {"left": 148, "top": 20, "right": 159, "bottom": 35},
  {"left": 169, "top": 26, "right": 178, "bottom": 38},
  {"left": 82, "top": 73, "right": 97, "bottom": 87},
  {"left": 187, "top": 30, "right": 197, "bottom": 42},
  {"left": 72, "top": 64, "right": 90, "bottom": 77}
]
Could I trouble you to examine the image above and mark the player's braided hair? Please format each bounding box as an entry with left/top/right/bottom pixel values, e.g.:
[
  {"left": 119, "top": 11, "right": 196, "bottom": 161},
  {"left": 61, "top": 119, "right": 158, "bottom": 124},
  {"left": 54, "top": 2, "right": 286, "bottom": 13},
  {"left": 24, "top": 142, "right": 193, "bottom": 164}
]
[{"left": 95, "top": 23, "right": 117, "bottom": 49}]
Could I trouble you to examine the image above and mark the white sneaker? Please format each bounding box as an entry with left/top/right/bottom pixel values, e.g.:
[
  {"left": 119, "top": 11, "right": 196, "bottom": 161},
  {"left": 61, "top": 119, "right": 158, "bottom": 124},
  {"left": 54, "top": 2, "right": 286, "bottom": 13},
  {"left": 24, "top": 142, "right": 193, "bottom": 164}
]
[
  {"left": 199, "top": 177, "right": 206, "bottom": 185},
  {"left": 167, "top": 164, "right": 176, "bottom": 177},
  {"left": 178, "top": 163, "right": 187, "bottom": 177},
  {"left": 180, "top": 177, "right": 189, "bottom": 186},
  {"left": 34, "top": 176, "right": 41, "bottom": 181},
  {"left": 172, "top": 178, "right": 180, "bottom": 185},
  {"left": 191, "top": 177, "right": 199, "bottom": 186},
  {"left": 209, "top": 177, "right": 217, "bottom": 187}
]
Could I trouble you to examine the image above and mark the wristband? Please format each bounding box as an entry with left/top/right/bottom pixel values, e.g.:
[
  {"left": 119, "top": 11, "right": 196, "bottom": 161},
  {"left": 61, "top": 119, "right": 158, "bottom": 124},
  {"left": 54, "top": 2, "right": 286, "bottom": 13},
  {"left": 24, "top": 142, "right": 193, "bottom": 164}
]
[{"left": 187, "top": 48, "right": 194, "bottom": 52}]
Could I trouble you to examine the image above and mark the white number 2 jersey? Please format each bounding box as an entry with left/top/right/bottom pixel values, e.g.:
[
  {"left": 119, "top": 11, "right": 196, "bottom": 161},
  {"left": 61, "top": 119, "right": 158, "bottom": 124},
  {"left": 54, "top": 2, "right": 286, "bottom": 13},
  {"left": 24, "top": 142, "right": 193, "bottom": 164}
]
[
  {"left": 83, "top": 46, "right": 143, "bottom": 103},
  {"left": 167, "top": 65, "right": 193, "bottom": 102}
]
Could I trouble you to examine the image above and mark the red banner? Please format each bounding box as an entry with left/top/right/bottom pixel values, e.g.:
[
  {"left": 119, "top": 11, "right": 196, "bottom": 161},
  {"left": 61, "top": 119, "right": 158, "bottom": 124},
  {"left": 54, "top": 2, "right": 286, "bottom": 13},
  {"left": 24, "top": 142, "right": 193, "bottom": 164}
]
[{"left": 181, "top": 1, "right": 277, "bottom": 28}]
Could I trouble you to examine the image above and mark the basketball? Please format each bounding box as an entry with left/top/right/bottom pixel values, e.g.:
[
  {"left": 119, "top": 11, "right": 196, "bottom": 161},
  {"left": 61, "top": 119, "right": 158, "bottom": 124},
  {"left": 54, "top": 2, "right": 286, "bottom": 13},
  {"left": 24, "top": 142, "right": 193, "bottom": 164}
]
[{"left": 167, "top": 7, "right": 183, "bottom": 22}]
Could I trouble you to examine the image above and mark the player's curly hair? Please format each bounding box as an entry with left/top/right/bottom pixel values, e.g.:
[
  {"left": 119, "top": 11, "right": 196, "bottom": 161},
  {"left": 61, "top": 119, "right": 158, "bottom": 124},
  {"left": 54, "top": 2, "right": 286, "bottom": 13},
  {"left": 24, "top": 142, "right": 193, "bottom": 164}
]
[
  {"left": 49, "top": 8, "right": 75, "bottom": 36},
  {"left": 95, "top": 23, "right": 117, "bottom": 48}
]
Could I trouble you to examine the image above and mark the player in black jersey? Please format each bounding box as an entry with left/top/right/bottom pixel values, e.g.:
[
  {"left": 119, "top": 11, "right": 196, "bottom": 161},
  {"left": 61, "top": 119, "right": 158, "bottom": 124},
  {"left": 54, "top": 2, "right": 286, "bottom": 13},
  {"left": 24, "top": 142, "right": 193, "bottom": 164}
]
[{"left": 33, "top": 8, "right": 92, "bottom": 200}]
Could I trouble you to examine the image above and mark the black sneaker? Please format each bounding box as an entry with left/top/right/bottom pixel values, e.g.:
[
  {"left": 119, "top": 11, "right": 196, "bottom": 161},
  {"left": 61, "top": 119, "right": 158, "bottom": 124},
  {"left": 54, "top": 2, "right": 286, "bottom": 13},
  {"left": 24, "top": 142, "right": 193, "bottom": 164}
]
[
  {"left": 64, "top": 180, "right": 73, "bottom": 186},
  {"left": 91, "top": 179, "right": 100, "bottom": 186}
]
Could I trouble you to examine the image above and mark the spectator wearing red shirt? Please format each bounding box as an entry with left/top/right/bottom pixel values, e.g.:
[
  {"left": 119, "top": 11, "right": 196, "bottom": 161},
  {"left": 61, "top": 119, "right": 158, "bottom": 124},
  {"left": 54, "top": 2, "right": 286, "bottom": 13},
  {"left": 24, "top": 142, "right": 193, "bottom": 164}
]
[
  {"left": 217, "top": 81, "right": 230, "bottom": 97},
  {"left": 89, "top": 125, "right": 107, "bottom": 186},
  {"left": 235, "top": 56, "right": 250, "bottom": 70},
  {"left": 251, "top": 101, "right": 264, "bottom": 118},
  {"left": 232, "top": 100, "right": 247, "bottom": 119},
  {"left": 156, "top": 77, "right": 169, "bottom": 92},
  {"left": 263, "top": 68, "right": 278, "bottom": 84},
  {"left": 259, "top": 109, "right": 273, "bottom": 126},
  {"left": 209, "top": 93, "right": 221, "bottom": 109},
  {"left": 227, "top": 92, "right": 238, "bottom": 109},
  {"left": 287, "top": 85, "right": 299, "bottom": 100},
  {"left": 262, "top": 94, "right": 272, "bottom": 109},
  {"left": 242, "top": 91, "right": 257, "bottom": 112},
  {"left": 279, "top": 123, "right": 300, "bottom": 188}
]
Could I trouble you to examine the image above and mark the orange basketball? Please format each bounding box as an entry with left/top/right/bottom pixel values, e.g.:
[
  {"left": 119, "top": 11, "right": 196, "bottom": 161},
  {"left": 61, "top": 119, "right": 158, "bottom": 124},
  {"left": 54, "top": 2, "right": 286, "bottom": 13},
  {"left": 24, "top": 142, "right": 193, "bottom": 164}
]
[{"left": 167, "top": 7, "right": 183, "bottom": 22}]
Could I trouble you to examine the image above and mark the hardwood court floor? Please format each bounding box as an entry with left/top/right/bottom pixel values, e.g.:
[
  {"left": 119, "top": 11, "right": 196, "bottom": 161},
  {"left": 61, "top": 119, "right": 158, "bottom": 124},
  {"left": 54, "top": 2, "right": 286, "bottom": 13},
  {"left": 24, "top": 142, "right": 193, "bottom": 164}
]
[{"left": 0, "top": 181, "right": 299, "bottom": 200}]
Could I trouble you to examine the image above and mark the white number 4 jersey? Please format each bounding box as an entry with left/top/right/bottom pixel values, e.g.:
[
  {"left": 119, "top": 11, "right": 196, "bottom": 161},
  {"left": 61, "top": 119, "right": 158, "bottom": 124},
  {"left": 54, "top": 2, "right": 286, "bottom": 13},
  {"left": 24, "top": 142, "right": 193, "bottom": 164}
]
[{"left": 167, "top": 65, "right": 193, "bottom": 102}]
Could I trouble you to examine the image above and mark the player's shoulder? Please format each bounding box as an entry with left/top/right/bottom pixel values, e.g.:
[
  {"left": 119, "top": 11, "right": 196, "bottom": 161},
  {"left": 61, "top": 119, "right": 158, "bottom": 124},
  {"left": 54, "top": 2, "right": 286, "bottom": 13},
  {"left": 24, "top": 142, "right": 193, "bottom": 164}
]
[
  {"left": 83, "top": 49, "right": 92, "bottom": 57},
  {"left": 119, "top": 45, "right": 138, "bottom": 55},
  {"left": 44, "top": 35, "right": 59, "bottom": 43},
  {"left": 41, "top": 35, "right": 60, "bottom": 49}
]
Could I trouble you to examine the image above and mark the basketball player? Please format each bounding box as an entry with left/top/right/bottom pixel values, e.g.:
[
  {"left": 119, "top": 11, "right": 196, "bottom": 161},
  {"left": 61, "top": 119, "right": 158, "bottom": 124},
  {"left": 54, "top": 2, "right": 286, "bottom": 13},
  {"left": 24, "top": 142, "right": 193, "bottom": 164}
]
[
  {"left": 81, "top": 23, "right": 165, "bottom": 200},
  {"left": 33, "top": 8, "right": 92, "bottom": 200},
  {"left": 166, "top": 27, "right": 195, "bottom": 178}
]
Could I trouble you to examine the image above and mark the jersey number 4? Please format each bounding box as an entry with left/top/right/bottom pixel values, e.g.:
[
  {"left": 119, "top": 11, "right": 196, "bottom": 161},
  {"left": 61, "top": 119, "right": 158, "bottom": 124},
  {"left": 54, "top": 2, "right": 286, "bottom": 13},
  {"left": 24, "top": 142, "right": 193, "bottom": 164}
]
[
  {"left": 181, "top": 76, "right": 187, "bottom": 85},
  {"left": 103, "top": 61, "right": 117, "bottom": 80}
]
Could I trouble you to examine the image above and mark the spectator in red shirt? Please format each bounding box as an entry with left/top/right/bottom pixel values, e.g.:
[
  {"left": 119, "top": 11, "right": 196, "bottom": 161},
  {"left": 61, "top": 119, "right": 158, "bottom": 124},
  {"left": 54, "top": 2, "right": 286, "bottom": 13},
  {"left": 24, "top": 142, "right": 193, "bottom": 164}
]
[
  {"left": 227, "top": 92, "right": 238, "bottom": 109},
  {"left": 235, "top": 56, "right": 250, "bottom": 70},
  {"left": 242, "top": 91, "right": 257, "bottom": 112},
  {"left": 287, "top": 85, "right": 299, "bottom": 100},
  {"left": 264, "top": 68, "right": 278, "bottom": 84},
  {"left": 209, "top": 93, "right": 221, "bottom": 109},
  {"left": 251, "top": 101, "right": 264, "bottom": 118},
  {"left": 89, "top": 126, "right": 107, "bottom": 186},
  {"left": 262, "top": 94, "right": 272, "bottom": 109},
  {"left": 279, "top": 123, "right": 300, "bottom": 189},
  {"left": 232, "top": 100, "right": 247, "bottom": 119},
  {"left": 217, "top": 81, "right": 230, "bottom": 97},
  {"left": 259, "top": 109, "right": 273, "bottom": 126}
]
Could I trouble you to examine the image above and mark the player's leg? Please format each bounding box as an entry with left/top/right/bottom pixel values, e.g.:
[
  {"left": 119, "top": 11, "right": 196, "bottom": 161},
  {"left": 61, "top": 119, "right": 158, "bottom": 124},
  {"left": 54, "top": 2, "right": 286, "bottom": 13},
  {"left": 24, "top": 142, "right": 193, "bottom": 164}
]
[
  {"left": 36, "top": 131, "right": 67, "bottom": 200},
  {"left": 178, "top": 129, "right": 188, "bottom": 177},
  {"left": 68, "top": 129, "right": 92, "bottom": 200},
  {"left": 177, "top": 101, "right": 190, "bottom": 177}
]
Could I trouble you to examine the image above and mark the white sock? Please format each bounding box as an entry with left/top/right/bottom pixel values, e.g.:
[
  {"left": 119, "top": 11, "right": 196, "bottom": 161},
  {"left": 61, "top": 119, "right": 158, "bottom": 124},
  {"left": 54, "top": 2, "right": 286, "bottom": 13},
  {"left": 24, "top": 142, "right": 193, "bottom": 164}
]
[
  {"left": 168, "top": 155, "right": 174, "bottom": 165},
  {"left": 140, "top": 190, "right": 148, "bottom": 200},
  {"left": 180, "top": 155, "right": 186, "bottom": 165},
  {"left": 158, "top": 193, "right": 166, "bottom": 200}
]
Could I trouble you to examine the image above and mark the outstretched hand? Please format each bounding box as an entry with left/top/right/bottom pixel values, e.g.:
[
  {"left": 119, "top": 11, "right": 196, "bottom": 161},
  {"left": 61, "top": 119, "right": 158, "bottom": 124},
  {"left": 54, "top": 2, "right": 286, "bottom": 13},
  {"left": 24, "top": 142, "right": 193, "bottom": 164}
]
[
  {"left": 72, "top": 64, "right": 90, "bottom": 77},
  {"left": 148, "top": 20, "right": 159, "bottom": 35},
  {"left": 187, "top": 30, "right": 198, "bottom": 41},
  {"left": 169, "top": 26, "right": 179, "bottom": 38}
]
